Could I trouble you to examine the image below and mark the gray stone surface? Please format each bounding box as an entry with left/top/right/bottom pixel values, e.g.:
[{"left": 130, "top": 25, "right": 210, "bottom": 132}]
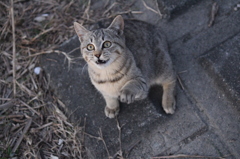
[
  {"left": 166, "top": 2, "right": 240, "bottom": 156},
  {"left": 163, "top": 132, "right": 233, "bottom": 158},
  {"left": 41, "top": 0, "right": 240, "bottom": 158},
  {"left": 199, "top": 33, "right": 240, "bottom": 110},
  {"left": 158, "top": 0, "right": 203, "bottom": 19},
  {"left": 128, "top": 87, "right": 206, "bottom": 158}
]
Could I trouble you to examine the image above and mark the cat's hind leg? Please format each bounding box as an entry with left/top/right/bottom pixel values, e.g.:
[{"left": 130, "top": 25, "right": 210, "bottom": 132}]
[
  {"left": 153, "top": 75, "right": 176, "bottom": 114},
  {"left": 162, "top": 79, "right": 176, "bottom": 114},
  {"left": 103, "top": 95, "right": 119, "bottom": 118}
]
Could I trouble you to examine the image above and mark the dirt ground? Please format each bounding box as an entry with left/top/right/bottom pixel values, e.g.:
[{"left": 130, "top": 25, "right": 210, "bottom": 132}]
[{"left": 0, "top": 0, "right": 148, "bottom": 158}]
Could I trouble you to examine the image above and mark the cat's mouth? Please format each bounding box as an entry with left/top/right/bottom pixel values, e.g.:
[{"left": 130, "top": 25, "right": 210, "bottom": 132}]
[{"left": 96, "top": 59, "right": 109, "bottom": 65}]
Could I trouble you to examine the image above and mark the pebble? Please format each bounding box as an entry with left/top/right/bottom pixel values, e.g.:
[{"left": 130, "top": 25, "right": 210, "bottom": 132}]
[{"left": 34, "top": 67, "right": 41, "bottom": 75}]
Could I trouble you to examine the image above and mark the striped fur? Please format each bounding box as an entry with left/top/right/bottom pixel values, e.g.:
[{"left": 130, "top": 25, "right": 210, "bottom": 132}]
[{"left": 74, "top": 15, "right": 176, "bottom": 118}]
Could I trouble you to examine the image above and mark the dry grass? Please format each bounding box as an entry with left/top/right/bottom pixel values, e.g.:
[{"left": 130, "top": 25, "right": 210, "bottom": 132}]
[
  {"left": 0, "top": 0, "right": 142, "bottom": 158},
  {"left": 0, "top": 0, "right": 89, "bottom": 158}
]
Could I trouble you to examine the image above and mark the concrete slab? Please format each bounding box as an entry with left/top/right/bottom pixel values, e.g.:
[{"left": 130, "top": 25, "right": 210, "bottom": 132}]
[
  {"left": 128, "top": 87, "right": 206, "bottom": 158},
  {"left": 167, "top": 10, "right": 240, "bottom": 58},
  {"left": 159, "top": 0, "right": 203, "bottom": 19},
  {"left": 162, "top": 131, "right": 233, "bottom": 159},
  {"left": 158, "top": 0, "right": 240, "bottom": 43},
  {"left": 172, "top": 59, "right": 240, "bottom": 158},
  {"left": 199, "top": 32, "right": 240, "bottom": 110},
  {"left": 168, "top": 11, "right": 240, "bottom": 159}
]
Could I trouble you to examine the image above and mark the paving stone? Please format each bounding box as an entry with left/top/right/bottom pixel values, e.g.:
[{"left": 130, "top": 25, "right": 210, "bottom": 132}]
[
  {"left": 128, "top": 87, "right": 206, "bottom": 158},
  {"left": 168, "top": 12, "right": 240, "bottom": 159},
  {"left": 173, "top": 60, "right": 240, "bottom": 158},
  {"left": 161, "top": 131, "right": 233, "bottom": 159},
  {"left": 158, "top": 0, "right": 203, "bottom": 19},
  {"left": 131, "top": 0, "right": 203, "bottom": 24},
  {"left": 167, "top": 10, "right": 240, "bottom": 57},
  {"left": 199, "top": 32, "right": 240, "bottom": 110},
  {"left": 158, "top": 0, "right": 240, "bottom": 43}
]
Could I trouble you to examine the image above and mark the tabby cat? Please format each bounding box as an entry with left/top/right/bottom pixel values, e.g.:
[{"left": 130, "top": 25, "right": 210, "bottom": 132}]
[{"left": 74, "top": 15, "right": 176, "bottom": 118}]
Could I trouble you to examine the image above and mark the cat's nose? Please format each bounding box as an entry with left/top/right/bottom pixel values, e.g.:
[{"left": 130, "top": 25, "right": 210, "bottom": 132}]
[{"left": 94, "top": 53, "right": 101, "bottom": 58}]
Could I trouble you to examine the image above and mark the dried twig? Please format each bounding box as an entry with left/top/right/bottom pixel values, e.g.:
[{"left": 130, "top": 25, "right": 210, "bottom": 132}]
[
  {"left": 0, "top": 98, "right": 12, "bottom": 101},
  {"left": 16, "top": 81, "right": 36, "bottom": 97},
  {"left": 103, "top": 2, "right": 119, "bottom": 16},
  {"left": 0, "top": 100, "right": 15, "bottom": 110},
  {"left": 10, "top": 0, "right": 16, "bottom": 97},
  {"left": 84, "top": 129, "right": 112, "bottom": 158},
  {"left": 99, "top": 128, "right": 111, "bottom": 158},
  {"left": 82, "top": 0, "right": 91, "bottom": 20},
  {"left": 154, "top": 0, "right": 163, "bottom": 19},
  {"left": 208, "top": 2, "right": 218, "bottom": 27},
  {"left": 26, "top": 50, "right": 74, "bottom": 69},
  {"left": 107, "top": 10, "right": 142, "bottom": 19},
  {"left": 30, "top": 122, "right": 53, "bottom": 133},
  {"left": 68, "top": 47, "right": 80, "bottom": 55},
  {"left": 20, "top": 100, "right": 41, "bottom": 116},
  {"left": 0, "top": 1, "right": 8, "bottom": 8},
  {"left": 178, "top": 70, "right": 188, "bottom": 74},
  {"left": 84, "top": 132, "right": 102, "bottom": 140},
  {"left": 125, "top": 139, "right": 141, "bottom": 157},
  {"left": 0, "top": 114, "right": 24, "bottom": 120},
  {"left": 142, "top": 0, "right": 158, "bottom": 13},
  {"left": 63, "top": 0, "right": 74, "bottom": 12},
  {"left": 152, "top": 154, "right": 226, "bottom": 159},
  {"left": 11, "top": 118, "right": 27, "bottom": 123},
  {"left": 177, "top": 75, "right": 185, "bottom": 90},
  {"left": 11, "top": 118, "right": 32, "bottom": 155},
  {"left": 116, "top": 118, "right": 123, "bottom": 158},
  {"left": 30, "top": 27, "right": 54, "bottom": 42}
]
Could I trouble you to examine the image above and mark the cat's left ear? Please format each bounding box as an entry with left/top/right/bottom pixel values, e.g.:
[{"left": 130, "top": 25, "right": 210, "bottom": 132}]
[
  {"left": 74, "top": 22, "right": 90, "bottom": 42},
  {"left": 108, "top": 15, "right": 124, "bottom": 35}
]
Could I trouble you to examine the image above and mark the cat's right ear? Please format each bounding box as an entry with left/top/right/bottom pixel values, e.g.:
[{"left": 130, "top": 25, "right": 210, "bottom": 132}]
[
  {"left": 74, "top": 22, "right": 90, "bottom": 42},
  {"left": 108, "top": 15, "right": 124, "bottom": 35}
]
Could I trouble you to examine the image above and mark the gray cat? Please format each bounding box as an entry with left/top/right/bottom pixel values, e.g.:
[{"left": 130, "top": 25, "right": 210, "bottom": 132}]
[{"left": 74, "top": 15, "right": 176, "bottom": 118}]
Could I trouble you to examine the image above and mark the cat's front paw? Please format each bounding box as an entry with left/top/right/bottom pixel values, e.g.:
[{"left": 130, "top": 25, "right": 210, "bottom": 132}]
[
  {"left": 104, "top": 106, "right": 119, "bottom": 118},
  {"left": 163, "top": 98, "right": 176, "bottom": 114},
  {"left": 119, "top": 89, "right": 137, "bottom": 104}
]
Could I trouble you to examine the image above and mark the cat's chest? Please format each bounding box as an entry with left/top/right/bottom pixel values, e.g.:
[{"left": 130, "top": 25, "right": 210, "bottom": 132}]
[
  {"left": 91, "top": 79, "right": 123, "bottom": 97},
  {"left": 89, "top": 71, "right": 126, "bottom": 97}
]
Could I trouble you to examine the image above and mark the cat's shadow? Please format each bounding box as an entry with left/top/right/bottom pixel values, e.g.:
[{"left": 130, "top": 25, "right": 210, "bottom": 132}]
[
  {"left": 119, "top": 85, "right": 166, "bottom": 116},
  {"left": 148, "top": 85, "right": 165, "bottom": 114}
]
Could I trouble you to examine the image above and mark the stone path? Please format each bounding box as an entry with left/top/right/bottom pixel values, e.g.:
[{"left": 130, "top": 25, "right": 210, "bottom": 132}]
[{"left": 41, "top": 0, "right": 240, "bottom": 158}]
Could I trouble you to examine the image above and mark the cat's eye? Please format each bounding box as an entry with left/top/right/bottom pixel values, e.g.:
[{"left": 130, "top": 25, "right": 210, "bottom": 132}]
[
  {"left": 87, "top": 44, "right": 95, "bottom": 51},
  {"left": 103, "top": 41, "right": 112, "bottom": 48}
]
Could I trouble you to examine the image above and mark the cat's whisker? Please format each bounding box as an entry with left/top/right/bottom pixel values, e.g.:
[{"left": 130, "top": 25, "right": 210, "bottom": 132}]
[{"left": 81, "top": 63, "right": 88, "bottom": 74}]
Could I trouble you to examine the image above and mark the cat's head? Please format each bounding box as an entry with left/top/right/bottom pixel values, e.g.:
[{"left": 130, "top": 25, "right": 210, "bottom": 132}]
[{"left": 74, "top": 15, "right": 125, "bottom": 69}]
